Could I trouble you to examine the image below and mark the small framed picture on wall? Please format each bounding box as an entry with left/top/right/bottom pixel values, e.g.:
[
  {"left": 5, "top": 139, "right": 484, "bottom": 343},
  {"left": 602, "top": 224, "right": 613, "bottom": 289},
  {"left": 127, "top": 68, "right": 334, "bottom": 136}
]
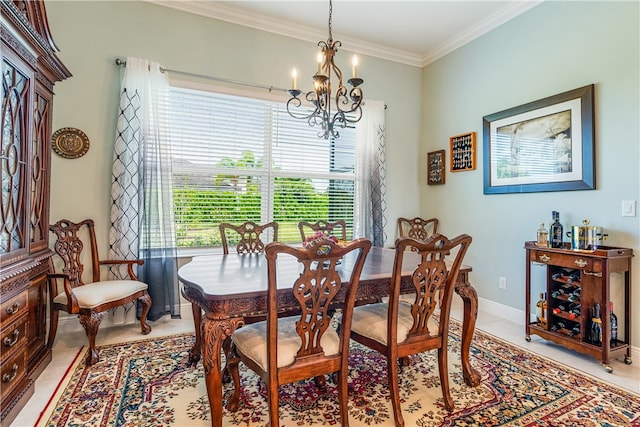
[
  {"left": 427, "top": 150, "right": 446, "bottom": 185},
  {"left": 450, "top": 132, "right": 476, "bottom": 172}
]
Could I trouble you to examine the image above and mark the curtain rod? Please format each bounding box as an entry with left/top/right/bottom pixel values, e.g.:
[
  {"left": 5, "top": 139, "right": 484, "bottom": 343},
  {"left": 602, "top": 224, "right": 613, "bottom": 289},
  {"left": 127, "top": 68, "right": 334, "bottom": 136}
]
[
  {"left": 114, "top": 58, "right": 386, "bottom": 108},
  {"left": 114, "top": 58, "right": 288, "bottom": 93}
]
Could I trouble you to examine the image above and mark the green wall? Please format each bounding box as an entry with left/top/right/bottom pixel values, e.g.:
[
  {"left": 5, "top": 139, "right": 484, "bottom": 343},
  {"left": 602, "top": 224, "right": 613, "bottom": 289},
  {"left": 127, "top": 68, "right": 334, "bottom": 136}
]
[
  {"left": 46, "top": 0, "right": 422, "bottom": 250},
  {"left": 421, "top": 1, "right": 639, "bottom": 346}
]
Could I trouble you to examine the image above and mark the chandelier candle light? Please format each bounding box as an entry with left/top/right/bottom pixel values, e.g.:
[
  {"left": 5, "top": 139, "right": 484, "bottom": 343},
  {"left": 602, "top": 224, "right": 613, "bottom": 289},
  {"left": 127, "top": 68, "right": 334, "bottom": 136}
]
[{"left": 287, "top": 0, "right": 364, "bottom": 139}]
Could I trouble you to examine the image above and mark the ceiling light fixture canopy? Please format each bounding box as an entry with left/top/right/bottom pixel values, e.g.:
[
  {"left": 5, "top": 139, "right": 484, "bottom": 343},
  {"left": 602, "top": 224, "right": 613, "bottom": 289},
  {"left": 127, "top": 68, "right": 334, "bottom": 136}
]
[{"left": 287, "top": 0, "right": 364, "bottom": 139}]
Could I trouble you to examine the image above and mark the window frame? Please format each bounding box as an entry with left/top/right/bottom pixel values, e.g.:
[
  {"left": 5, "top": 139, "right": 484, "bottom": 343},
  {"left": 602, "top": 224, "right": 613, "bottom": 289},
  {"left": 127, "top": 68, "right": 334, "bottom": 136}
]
[{"left": 168, "top": 78, "right": 357, "bottom": 253}]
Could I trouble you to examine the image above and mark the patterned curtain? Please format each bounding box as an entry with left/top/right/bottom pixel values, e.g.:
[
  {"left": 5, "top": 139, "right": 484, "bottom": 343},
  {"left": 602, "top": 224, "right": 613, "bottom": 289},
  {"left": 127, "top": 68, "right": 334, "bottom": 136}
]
[
  {"left": 355, "top": 99, "right": 387, "bottom": 247},
  {"left": 110, "top": 57, "right": 180, "bottom": 321}
]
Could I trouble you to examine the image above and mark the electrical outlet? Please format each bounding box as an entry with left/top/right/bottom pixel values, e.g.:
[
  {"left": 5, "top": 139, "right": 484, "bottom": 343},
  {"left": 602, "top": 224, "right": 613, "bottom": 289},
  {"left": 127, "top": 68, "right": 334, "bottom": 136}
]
[{"left": 499, "top": 277, "right": 507, "bottom": 290}]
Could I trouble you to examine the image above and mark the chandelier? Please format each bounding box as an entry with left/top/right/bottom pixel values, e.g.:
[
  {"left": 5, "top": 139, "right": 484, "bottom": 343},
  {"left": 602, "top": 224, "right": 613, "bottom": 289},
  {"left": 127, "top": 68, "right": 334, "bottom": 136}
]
[{"left": 286, "top": 0, "right": 364, "bottom": 139}]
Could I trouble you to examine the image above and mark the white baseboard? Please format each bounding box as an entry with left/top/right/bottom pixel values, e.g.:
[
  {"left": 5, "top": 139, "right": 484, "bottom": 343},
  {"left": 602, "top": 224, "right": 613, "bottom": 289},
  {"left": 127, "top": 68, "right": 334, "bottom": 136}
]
[{"left": 477, "top": 296, "right": 640, "bottom": 363}]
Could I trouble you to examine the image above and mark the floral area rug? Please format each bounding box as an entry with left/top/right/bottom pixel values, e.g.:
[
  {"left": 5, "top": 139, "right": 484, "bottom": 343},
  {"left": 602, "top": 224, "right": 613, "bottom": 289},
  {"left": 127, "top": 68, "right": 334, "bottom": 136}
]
[{"left": 38, "top": 320, "right": 640, "bottom": 427}]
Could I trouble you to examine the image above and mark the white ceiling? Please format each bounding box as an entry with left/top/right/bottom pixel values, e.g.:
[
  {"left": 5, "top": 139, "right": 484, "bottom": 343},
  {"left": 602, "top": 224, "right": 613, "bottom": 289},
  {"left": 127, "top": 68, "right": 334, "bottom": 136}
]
[{"left": 146, "top": 0, "right": 542, "bottom": 67}]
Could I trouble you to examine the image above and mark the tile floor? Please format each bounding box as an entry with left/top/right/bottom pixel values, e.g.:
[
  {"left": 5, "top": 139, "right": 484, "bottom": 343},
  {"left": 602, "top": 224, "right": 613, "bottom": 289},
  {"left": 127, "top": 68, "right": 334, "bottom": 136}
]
[{"left": 10, "top": 298, "right": 639, "bottom": 426}]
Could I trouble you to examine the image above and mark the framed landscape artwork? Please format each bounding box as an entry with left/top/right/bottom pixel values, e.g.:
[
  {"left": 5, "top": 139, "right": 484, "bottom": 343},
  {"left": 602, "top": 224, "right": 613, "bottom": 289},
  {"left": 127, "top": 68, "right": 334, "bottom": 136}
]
[{"left": 482, "top": 84, "right": 595, "bottom": 194}]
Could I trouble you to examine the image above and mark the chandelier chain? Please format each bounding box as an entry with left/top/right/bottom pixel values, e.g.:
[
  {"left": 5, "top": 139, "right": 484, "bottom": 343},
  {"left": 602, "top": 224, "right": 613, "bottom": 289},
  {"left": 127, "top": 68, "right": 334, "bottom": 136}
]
[{"left": 328, "top": 0, "right": 333, "bottom": 41}]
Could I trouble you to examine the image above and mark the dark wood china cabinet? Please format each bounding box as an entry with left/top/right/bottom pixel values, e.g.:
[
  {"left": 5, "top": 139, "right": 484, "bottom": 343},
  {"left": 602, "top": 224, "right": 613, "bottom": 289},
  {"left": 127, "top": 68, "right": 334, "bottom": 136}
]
[{"left": 1, "top": 0, "right": 71, "bottom": 423}]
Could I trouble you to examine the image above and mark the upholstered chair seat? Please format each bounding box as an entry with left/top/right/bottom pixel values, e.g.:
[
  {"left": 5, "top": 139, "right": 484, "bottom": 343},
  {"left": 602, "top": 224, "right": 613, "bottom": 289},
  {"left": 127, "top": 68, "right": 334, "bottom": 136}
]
[
  {"left": 232, "top": 317, "right": 340, "bottom": 370},
  {"left": 351, "top": 301, "right": 438, "bottom": 345},
  {"left": 52, "top": 280, "right": 148, "bottom": 309}
]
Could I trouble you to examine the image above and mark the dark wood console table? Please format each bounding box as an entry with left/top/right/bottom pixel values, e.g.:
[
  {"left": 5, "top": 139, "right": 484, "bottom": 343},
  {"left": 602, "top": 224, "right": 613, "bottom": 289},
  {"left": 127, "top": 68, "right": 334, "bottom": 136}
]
[
  {"left": 524, "top": 241, "right": 633, "bottom": 372},
  {"left": 179, "top": 246, "right": 478, "bottom": 427}
]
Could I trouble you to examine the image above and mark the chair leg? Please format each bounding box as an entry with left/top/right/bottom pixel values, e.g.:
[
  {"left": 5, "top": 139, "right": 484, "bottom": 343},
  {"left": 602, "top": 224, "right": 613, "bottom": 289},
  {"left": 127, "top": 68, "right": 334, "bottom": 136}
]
[
  {"left": 79, "top": 311, "right": 104, "bottom": 365},
  {"left": 437, "top": 347, "right": 454, "bottom": 412},
  {"left": 337, "top": 371, "right": 350, "bottom": 427},
  {"left": 138, "top": 292, "right": 152, "bottom": 335},
  {"left": 387, "top": 356, "right": 404, "bottom": 427},
  {"left": 47, "top": 308, "right": 59, "bottom": 349},
  {"left": 268, "top": 381, "right": 280, "bottom": 427},
  {"left": 221, "top": 337, "right": 232, "bottom": 383},
  {"left": 226, "top": 342, "right": 242, "bottom": 412}
]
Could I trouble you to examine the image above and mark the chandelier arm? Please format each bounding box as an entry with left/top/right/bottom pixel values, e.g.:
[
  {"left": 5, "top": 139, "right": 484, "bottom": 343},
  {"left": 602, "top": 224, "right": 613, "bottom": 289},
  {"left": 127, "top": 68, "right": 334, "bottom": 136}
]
[{"left": 287, "top": 95, "right": 319, "bottom": 121}]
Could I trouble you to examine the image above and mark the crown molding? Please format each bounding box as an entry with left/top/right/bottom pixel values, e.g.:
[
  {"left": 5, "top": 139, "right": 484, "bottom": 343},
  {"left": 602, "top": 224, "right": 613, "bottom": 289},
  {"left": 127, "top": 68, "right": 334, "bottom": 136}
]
[
  {"left": 421, "top": 1, "right": 542, "bottom": 67},
  {"left": 144, "top": 0, "right": 541, "bottom": 68}
]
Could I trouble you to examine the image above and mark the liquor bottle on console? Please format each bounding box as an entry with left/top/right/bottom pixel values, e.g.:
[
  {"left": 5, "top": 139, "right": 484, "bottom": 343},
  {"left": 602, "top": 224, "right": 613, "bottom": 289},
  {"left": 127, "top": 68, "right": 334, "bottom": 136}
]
[
  {"left": 609, "top": 301, "right": 618, "bottom": 346},
  {"left": 536, "top": 223, "right": 548, "bottom": 247},
  {"left": 536, "top": 293, "right": 547, "bottom": 326},
  {"left": 590, "top": 303, "right": 603, "bottom": 346},
  {"left": 550, "top": 211, "right": 564, "bottom": 248}
]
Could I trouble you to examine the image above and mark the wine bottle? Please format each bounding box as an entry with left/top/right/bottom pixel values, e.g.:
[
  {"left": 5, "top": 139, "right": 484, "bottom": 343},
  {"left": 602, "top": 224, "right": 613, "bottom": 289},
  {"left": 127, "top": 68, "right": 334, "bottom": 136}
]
[
  {"left": 553, "top": 301, "right": 578, "bottom": 315},
  {"left": 536, "top": 223, "right": 548, "bottom": 247},
  {"left": 541, "top": 294, "right": 547, "bottom": 326},
  {"left": 568, "top": 303, "right": 581, "bottom": 319},
  {"left": 558, "top": 283, "right": 576, "bottom": 295},
  {"left": 536, "top": 292, "right": 546, "bottom": 324},
  {"left": 551, "top": 320, "right": 567, "bottom": 332},
  {"left": 568, "top": 288, "right": 581, "bottom": 302},
  {"left": 609, "top": 301, "right": 618, "bottom": 345},
  {"left": 568, "top": 323, "right": 580, "bottom": 337},
  {"left": 590, "top": 303, "right": 602, "bottom": 346},
  {"left": 550, "top": 211, "right": 564, "bottom": 248},
  {"left": 567, "top": 271, "right": 580, "bottom": 283}
]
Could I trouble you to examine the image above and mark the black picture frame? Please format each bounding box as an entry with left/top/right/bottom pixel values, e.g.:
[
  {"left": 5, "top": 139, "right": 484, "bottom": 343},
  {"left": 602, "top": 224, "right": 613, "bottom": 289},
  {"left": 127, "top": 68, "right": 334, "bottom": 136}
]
[{"left": 482, "top": 84, "right": 595, "bottom": 194}]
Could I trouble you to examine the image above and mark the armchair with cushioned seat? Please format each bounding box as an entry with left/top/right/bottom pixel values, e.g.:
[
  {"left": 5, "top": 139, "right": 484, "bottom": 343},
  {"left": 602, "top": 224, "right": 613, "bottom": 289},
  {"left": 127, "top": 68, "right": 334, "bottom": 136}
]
[
  {"left": 227, "top": 237, "right": 371, "bottom": 427},
  {"left": 48, "top": 219, "right": 152, "bottom": 365},
  {"left": 350, "top": 233, "right": 472, "bottom": 427}
]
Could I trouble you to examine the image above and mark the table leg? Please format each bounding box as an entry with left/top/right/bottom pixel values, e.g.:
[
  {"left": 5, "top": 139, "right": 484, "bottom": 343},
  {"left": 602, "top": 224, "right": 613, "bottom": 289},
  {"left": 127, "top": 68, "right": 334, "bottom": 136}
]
[
  {"left": 188, "top": 302, "right": 202, "bottom": 366},
  {"left": 202, "top": 315, "right": 244, "bottom": 427},
  {"left": 455, "top": 278, "right": 481, "bottom": 387}
]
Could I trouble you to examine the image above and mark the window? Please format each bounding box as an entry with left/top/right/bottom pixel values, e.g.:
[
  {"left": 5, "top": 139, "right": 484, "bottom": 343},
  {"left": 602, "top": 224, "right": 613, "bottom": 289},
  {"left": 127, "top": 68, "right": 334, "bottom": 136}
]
[{"left": 169, "top": 85, "right": 356, "bottom": 248}]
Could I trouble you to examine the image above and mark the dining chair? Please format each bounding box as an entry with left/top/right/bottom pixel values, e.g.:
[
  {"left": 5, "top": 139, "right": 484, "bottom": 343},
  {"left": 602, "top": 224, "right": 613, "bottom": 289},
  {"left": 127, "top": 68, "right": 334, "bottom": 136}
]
[
  {"left": 219, "top": 220, "right": 278, "bottom": 254},
  {"left": 298, "top": 219, "right": 347, "bottom": 243},
  {"left": 397, "top": 216, "right": 438, "bottom": 241},
  {"left": 350, "top": 233, "right": 472, "bottom": 427},
  {"left": 227, "top": 237, "right": 372, "bottom": 427},
  {"left": 48, "top": 219, "right": 152, "bottom": 365}
]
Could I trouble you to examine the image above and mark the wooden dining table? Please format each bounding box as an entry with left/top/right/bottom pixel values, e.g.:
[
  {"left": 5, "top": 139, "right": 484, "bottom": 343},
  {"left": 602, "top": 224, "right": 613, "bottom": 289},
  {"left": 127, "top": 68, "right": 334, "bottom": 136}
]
[{"left": 179, "top": 245, "right": 480, "bottom": 427}]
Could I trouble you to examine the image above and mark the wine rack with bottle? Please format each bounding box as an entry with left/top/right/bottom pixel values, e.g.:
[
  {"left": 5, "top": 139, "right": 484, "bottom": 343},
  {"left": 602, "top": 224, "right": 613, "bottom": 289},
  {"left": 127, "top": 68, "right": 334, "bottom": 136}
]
[{"left": 524, "top": 242, "right": 633, "bottom": 373}]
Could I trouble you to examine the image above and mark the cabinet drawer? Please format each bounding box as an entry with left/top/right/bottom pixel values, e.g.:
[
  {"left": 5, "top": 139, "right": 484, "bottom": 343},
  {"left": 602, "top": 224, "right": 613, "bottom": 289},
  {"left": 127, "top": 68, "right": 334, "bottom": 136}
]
[
  {"left": 530, "top": 250, "right": 593, "bottom": 271},
  {"left": 0, "top": 347, "right": 27, "bottom": 398},
  {"left": 1, "top": 317, "right": 27, "bottom": 363},
  {"left": 0, "top": 292, "right": 28, "bottom": 326}
]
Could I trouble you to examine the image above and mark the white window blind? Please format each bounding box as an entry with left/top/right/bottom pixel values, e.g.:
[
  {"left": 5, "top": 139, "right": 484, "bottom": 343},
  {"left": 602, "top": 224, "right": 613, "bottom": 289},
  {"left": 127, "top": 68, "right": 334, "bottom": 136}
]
[{"left": 169, "top": 86, "right": 356, "bottom": 247}]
